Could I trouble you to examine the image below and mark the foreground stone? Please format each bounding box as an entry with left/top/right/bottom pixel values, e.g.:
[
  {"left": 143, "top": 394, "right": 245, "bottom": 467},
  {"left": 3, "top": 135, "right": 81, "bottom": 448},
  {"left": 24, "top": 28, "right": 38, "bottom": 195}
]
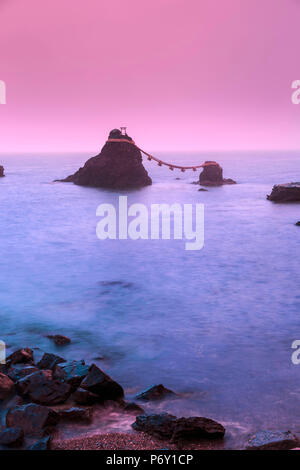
[
  {"left": 7, "top": 348, "right": 34, "bottom": 365},
  {"left": 8, "top": 364, "right": 39, "bottom": 382},
  {"left": 267, "top": 183, "right": 300, "bottom": 202},
  {"left": 57, "top": 129, "right": 152, "bottom": 189},
  {"left": 0, "top": 372, "right": 15, "bottom": 400},
  {"left": 0, "top": 427, "right": 24, "bottom": 447},
  {"left": 37, "top": 352, "right": 66, "bottom": 370},
  {"left": 123, "top": 402, "right": 145, "bottom": 415},
  {"left": 136, "top": 384, "right": 176, "bottom": 401},
  {"left": 28, "top": 435, "right": 51, "bottom": 450},
  {"left": 72, "top": 387, "right": 99, "bottom": 405},
  {"left": 54, "top": 360, "right": 89, "bottom": 390},
  {"left": 57, "top": 407, "right": 92, "bottom": 423},
  {"left": 199, "top": 162, "right": 236, "bottom": 186},
  {"left": 17, "top": 369, "right": 71, "bottom": 405},
  {"left": 0, "top": 166, "right": 4, "bottom": 177},
  {"left": 132, "top": 414, "right": 225, "bottom": 442},
  {"left": 6, "top": 403, "right": 59, "bottom": 436},
  {"left": 246, "top": 430, "right": 299, "bottom": 450},
  {"left": 80, "top": 364, "right": 124, "bottom": 401},
  {"left": 132, "top": 413, "right": 177, "bottom": 439}
]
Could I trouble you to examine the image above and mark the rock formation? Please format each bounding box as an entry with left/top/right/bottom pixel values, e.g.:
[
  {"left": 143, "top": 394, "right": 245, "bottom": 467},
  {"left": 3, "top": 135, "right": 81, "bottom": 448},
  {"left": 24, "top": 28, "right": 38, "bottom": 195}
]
[
  {"left": 267, "top": 183, "right": 300, "bottom": 202},
  {"left": 58, "top": 129, "right": 152, "bottom": 189},
  {"left": 199, "top": 161, "right": 236, "bottom": 186},
  {"left": 0, "top": 166, "right": 4, "bottom": 177}
]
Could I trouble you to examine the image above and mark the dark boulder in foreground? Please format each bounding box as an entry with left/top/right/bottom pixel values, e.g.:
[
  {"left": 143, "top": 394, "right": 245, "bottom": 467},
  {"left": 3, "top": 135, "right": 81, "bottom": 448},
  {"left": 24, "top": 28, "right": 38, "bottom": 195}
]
[
  {"left": 132, "top": 413, "right": 225, "bottom": 442},
  {"left": 53, "top": 360, "right": 89, "bottom": 390},
  {"left": 246, "top": 430, "right": 299, "bottom": 450},
  {"left": 136, "top": 384, "right": 176, "bottom": 401},
  {"left": 267, "top": 183, "right": 300, "bottom": 202},
  {"left": 28, "top": 435, "right": 51, "bottom": 450},
  {"left": 0, "top": 166, "right": 4, "bottom": 177},
  {"left": 80, "top": 364, "right": 124, "bottom": 401},
  {"left": 199, "top": 162, "right": 236, "bottom": 186},
  {"left": 16, "top": 369, "right": 71, "bottom": 405},
  {"left": 7, "top": 348, "right": 34, "bottom": 365},
  {"left": 6, "top": 403, "right": 59, "bottom": 436},
  {"left": 0, "top": 372, "right": 15, "bottom": 400},
  {"left": 37, "top": 352, "right": 66, "bottom": 371},
  {"left": 57, "top": 129, "right": 152, "bottom": 189},
  {"left": 57, "top": 406, "right": 92, "bottom": 423},
  {"left": 0, "top": 427, "right": 24, "bottom": 447}
]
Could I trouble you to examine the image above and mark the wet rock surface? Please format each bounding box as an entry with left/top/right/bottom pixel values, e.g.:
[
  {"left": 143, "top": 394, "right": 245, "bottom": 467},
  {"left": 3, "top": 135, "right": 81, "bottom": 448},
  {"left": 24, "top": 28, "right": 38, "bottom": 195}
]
[
  {"left": 0, "top": 426, "right": 24, "bottom": 447},
  {"left": 37, "top": 352, "right": 66, "bottom": 370},
  {"left": 46, "top": 334, "right": 71, "bottom": 346},
  {"left": 53, "top": 360, "right": 89, "bottom": 390},
  {"left": 7, "top": 348, "right": 34, "bottom": 365},
  {"left": 0, "top": 372, "right": 15, "bottom": 400},
  {"left": 6, "top": 403, "right": 59, "bottom": 436},
  {"left": 28, "top": 435, "right": 51, "bottom": 450},
  {"left": 16, "top": 369, "right": 71, "bottom": 405},
  {"left": 199, "top": 162, "right": 236, "bottom": 186},
  {"left": 57, "top": 406, "right": 92, "bottom": 423},
  {"left": 57, "top": 129, "right": 152, "bottom": 189},
  {"left": 136, "top": 384, "right": 176, "bottom": 401},
  {"left": 80, "top": 364, "right": 124, "bottom": 401},
  {"left": 132, "top": 414, "right": 225, "bottom": 442},
  {"left": 246, "top": 430, "right": 299, "bottom": 450},
  {"left": 72, "top": 387, "right": 99, "bottom": 405},
  {"left": 267, "top": 183, "right": 300, "bottom": 202}
]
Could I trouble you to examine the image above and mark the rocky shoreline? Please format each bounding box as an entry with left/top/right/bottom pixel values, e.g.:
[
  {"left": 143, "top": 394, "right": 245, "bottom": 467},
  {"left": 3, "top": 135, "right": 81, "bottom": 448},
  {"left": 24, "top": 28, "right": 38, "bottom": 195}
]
[{"left": 1, "top": 344, "right": 300, "bottom": 451}]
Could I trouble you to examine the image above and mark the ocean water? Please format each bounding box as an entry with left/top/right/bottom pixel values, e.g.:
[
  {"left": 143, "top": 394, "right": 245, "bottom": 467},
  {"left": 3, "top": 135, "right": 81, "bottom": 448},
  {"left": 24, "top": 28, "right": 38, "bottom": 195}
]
[{"left": 0, "top": 150, "right": 300, "bottom": 447}]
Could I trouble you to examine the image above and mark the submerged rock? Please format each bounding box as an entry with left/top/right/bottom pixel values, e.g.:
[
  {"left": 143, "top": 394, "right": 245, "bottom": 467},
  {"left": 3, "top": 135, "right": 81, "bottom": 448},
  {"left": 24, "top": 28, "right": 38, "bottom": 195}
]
[
  {"left": 0, "top": 427, "right": 24, "bottom": 447},
  {"left": 0, "top": 166, "right": 4, "bottom": 177},
  {"left": 80, "top": 364, "right": 124, "bottom": 401},
  {"left": 57, "top": 129, "right": 152, "bottom": 189},
  {"left": 16, "top": 369, "right": 71, "bottom": 405},
  {"left": 296, "top": 221, "right": 300, "bottom": 226},
  {"left": 199, "top": 162, "right": 236, "bottom": 186},
  {"left": 8, "top": 364, "right": 39, "bottom": 382},
  {"left": 0, "top": 372, "right": 15, "bottom": 400},
  {"left": 132, "top": 413, "right": 225, "bottom": 442},
  {"left": 6, "top": 403, "right": 59, "bottom": 436},
  {"left": 135, "top": 384, "right": 176, "bottom": 401},
  {"left": 246, "top": 430, "right": 299, "bottom": 450},
  {"left": 267, "top": 183, "right": 300, "bottom": 202},
  {"left": 46, "top": 334, "right": 71, "bottom": 346}
]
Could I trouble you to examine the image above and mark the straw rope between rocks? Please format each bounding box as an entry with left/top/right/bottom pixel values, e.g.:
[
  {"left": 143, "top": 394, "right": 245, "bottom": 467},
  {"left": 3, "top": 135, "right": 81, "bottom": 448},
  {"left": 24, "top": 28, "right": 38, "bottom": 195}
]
[{"left": 106, "top": 138, "right": 219, "bottom": 173}]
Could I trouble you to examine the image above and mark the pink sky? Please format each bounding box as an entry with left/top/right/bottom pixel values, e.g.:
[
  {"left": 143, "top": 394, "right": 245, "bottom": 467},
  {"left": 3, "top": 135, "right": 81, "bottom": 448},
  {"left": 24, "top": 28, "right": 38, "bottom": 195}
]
[{"left": 0, "top": 0, "right": 300, "bottom": 152}]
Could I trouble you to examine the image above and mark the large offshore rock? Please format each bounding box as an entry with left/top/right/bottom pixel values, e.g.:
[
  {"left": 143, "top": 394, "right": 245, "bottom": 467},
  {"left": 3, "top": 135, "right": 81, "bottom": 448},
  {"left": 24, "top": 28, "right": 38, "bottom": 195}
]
[
  {"left": 199, "top": 161, "right": 236, "bottom": 186},
  {"left": 0, "top": 166, "right": 4, "bottom": 177},
  {"left": 58, "top": 129, "right": 152, "bottom": 189},
  {"left": 267, "top": 183, "right": 300, "bottom": 202}
]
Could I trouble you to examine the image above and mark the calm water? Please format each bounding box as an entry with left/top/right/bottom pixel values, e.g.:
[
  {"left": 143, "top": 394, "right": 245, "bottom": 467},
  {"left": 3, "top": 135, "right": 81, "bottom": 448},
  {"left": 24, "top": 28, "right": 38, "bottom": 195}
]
[{"left": 0, "top": 150, "right": 300, "bottom": 446}]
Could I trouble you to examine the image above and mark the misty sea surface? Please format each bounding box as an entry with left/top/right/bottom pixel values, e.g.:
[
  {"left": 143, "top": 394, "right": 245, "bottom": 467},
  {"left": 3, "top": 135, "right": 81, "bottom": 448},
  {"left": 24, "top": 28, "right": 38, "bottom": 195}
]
[{"left": 0, "top": 150, "right": 300, "bottom": 447}]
